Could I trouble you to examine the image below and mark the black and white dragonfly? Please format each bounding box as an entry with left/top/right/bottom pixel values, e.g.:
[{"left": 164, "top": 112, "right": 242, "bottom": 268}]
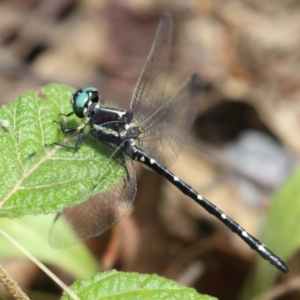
[{"left": 52, "top": 13, "right": 289, "bottom": 273}]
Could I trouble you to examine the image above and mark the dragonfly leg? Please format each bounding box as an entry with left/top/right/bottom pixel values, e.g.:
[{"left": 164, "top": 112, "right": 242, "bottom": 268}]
[
  {"left": 53, "top": 130, "right": 84, "bottom": 150},
  {"left": 49, "top": 120, "right": 87, "bottom": 150},
  {"left": 52, "top": 120, "right": 84, "bottom": 134},
  {"left": 58, "top": 111, "right": 74, "bottom": 117}
]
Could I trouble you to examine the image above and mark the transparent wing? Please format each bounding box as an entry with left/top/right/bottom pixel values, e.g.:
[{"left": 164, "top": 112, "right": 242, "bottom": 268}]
[
  {"left": 129, "top": 13, "right": 172, "bottom": 124},
  {"left": 136, "top": 74, "right": 203, "bottom": 167},
  {"left": 49, "top": 159, "right": 136, "bottom": 248}
]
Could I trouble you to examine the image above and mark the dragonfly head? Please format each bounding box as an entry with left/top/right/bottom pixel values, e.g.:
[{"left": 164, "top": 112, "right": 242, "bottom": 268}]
[{"left": 72, "top": 87, "right": 99, "bottom": 118}]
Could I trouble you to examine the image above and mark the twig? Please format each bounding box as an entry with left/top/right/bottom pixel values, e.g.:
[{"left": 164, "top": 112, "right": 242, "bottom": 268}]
[{"left": 0, "top": 264, "right": 29, "bottom": 300}]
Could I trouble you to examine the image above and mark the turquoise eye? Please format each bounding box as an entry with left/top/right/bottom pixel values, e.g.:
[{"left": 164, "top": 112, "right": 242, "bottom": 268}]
[
  {"left": 73, "top": 92, "right": 88, "bottom": 118},
  {"left": 72, "top": 87, "right": 99, "bottom": 118},
  {"left": 82, "top": 87, "right": 98, "bottom": 93}
]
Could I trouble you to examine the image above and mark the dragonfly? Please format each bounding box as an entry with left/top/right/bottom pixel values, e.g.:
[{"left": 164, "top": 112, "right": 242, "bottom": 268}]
[{"left": 52, "top": 13, "right": 289, "bottom": 273}]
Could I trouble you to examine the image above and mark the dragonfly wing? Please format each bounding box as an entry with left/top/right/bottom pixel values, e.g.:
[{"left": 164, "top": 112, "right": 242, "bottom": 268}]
[
  {"left": 129, "top": 13, "right": 172, "bottom": 124},
  {"left": 49, "top": 160, "right": 136, "bottom": 248},
  {"left": 137, "top": 74, "right": 204, "bottom": 167}
]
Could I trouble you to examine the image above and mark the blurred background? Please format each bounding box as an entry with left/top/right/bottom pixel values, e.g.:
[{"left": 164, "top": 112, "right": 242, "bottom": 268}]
[{"left": 1, "top": 0, "right": 300, "bottom": 299}]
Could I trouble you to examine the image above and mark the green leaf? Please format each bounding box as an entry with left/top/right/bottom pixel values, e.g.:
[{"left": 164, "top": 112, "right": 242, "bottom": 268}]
[
  {"left": 0, "top": 215, "right": 98, "bottom": 278},
  {"left": 61, "top": 270, "right": 217, "bottom": 300},
  {"left": 241, "top": 167, "right": 300, "bottom": 298},
  {"left": 0, "top": 84, "right": 125, "bottom": 218}
]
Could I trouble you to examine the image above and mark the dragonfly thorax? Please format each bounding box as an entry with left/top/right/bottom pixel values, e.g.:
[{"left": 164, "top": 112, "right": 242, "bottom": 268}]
[{"left": 72, "top": 87, "right": 100, "bottom": 118}]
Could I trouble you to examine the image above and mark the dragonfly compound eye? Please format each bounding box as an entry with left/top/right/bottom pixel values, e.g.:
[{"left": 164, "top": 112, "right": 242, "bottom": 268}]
[
  {"left": 73, "top": 90, "right": 89, "bottom": 118},
  {"left": 73, "top": 87, "right": 99, "bottom": 118}
]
